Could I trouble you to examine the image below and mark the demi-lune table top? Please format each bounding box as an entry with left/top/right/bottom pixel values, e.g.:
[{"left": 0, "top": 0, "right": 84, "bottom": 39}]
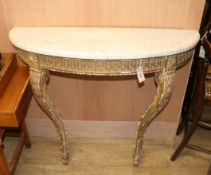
[
  {"left": 8, "top": 27, "right": 200, "bottom": 166},
  {"left": 9, "top": 27, "right": 199, "bottom": 60}
]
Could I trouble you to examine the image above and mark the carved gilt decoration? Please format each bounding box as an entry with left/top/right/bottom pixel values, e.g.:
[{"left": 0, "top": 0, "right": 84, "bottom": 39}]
[{"left": 17, "top": 49, "right": 193, "bottom": 166}]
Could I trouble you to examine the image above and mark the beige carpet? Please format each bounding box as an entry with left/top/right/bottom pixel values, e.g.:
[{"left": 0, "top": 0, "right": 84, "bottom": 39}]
[{"left": 4, "top": 125, "right": 211, "bottom": 175}]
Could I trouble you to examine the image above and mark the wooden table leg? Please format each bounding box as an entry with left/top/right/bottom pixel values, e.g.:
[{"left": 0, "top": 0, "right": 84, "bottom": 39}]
[
  {"left": 0, "top": 147, "right": 10, "bottom": 175},
  {"left": 134, "top": 58, "right": 176, "bottom": 166},
  {"left": 171, "top": 58, "right": 206, "bottom": 161},
  {"left": 20, "top": 121, "right": 31, "bottom": 148},
  {"left": 208, "top": 163, "right": 211, "bottom": 175},
  {"left": 29, "top": 68, "right": 70, "bottom": 165},
  {"left": 0, "top": 129, "right": 10, "bottom": 175}
]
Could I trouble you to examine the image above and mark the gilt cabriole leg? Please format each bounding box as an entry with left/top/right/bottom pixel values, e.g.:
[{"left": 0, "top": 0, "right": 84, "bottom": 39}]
[
  {"left": 134, "top": 57, "right": 176, "bottom": 166},
  {"left": 29, "top": 68, "right": 70, "bottom": 165}
]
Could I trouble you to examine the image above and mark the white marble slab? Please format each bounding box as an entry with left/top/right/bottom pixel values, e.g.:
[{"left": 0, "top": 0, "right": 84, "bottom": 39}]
[{"left": 9, "top": 27, "right": 200, "bottom": 59}]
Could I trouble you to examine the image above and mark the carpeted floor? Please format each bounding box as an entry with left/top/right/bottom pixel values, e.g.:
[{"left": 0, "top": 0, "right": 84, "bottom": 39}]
[{"left": 4, "top": 123, "right": 211, "bottom": 175}]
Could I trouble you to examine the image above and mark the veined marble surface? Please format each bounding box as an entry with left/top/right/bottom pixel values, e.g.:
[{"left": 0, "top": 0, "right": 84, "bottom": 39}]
[{"left": 9, "top": 27, "right": 200, "bottom": 59}]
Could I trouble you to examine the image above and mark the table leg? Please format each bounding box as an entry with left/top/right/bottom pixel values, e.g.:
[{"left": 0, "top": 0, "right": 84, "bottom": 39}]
[
  {"left": 30, "top": 68, "right": 70, "bottom": 165},
  {"left": 134, "top": 58, "right": 176, "bottom": 166}
]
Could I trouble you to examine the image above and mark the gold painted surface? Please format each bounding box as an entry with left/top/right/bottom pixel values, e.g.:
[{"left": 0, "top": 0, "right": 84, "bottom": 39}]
[
  {"left": 17, "top": 49, "right": 193, "bottom": 76},
  {"left": 29, "top": 69, "right": 70, "bottom": 165},
  {"left": 134, "top": 57, "right": 176, "bottom": 166},
  {"left": 16, "top": 49, "right": 193, "bottom": 166}
]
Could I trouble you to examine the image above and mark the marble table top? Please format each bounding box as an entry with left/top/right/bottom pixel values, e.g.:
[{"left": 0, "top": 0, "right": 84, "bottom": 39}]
[{"left": 9, "top": 27, "right": 200, "bottom": 60}]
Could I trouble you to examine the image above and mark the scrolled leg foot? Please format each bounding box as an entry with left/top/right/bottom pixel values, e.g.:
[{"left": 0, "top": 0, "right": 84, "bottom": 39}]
[
  {"left": 61, "top": 152, "right": 70, "bottom": 165},
  {"left": 134, "top": 151, "right": 143, "bottom": 166}
]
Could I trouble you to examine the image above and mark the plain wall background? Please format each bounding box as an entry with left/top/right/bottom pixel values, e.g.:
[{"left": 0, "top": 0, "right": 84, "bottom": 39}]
[{"left": 0, "top": 0, "right": 205, "bottom": 138}]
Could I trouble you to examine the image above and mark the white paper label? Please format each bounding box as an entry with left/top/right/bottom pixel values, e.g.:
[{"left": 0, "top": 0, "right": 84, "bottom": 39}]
[
  {"left": 137, "top": 66, "right": 145, "bottom": 83},
  {"left": 199, "top": 45, "right": 205, "bottom": 58}
]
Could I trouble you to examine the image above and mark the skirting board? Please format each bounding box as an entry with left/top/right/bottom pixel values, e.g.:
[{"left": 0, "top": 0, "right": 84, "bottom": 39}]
[{"left": 25, "top": 119, "right": 177, "bottom": 141}]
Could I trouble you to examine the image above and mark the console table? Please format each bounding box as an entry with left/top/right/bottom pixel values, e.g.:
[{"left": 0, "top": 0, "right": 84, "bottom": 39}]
[{"left": 9, "top": 27, "right": 199, "bottom": 166}]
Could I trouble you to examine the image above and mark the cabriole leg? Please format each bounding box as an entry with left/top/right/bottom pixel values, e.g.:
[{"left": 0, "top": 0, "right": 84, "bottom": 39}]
[
  {"left": 134, "top": 58, "right": 176, "bottom": 166},
  {"left": 30, "top": 68, "right": 70, "bottom": 165}
]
